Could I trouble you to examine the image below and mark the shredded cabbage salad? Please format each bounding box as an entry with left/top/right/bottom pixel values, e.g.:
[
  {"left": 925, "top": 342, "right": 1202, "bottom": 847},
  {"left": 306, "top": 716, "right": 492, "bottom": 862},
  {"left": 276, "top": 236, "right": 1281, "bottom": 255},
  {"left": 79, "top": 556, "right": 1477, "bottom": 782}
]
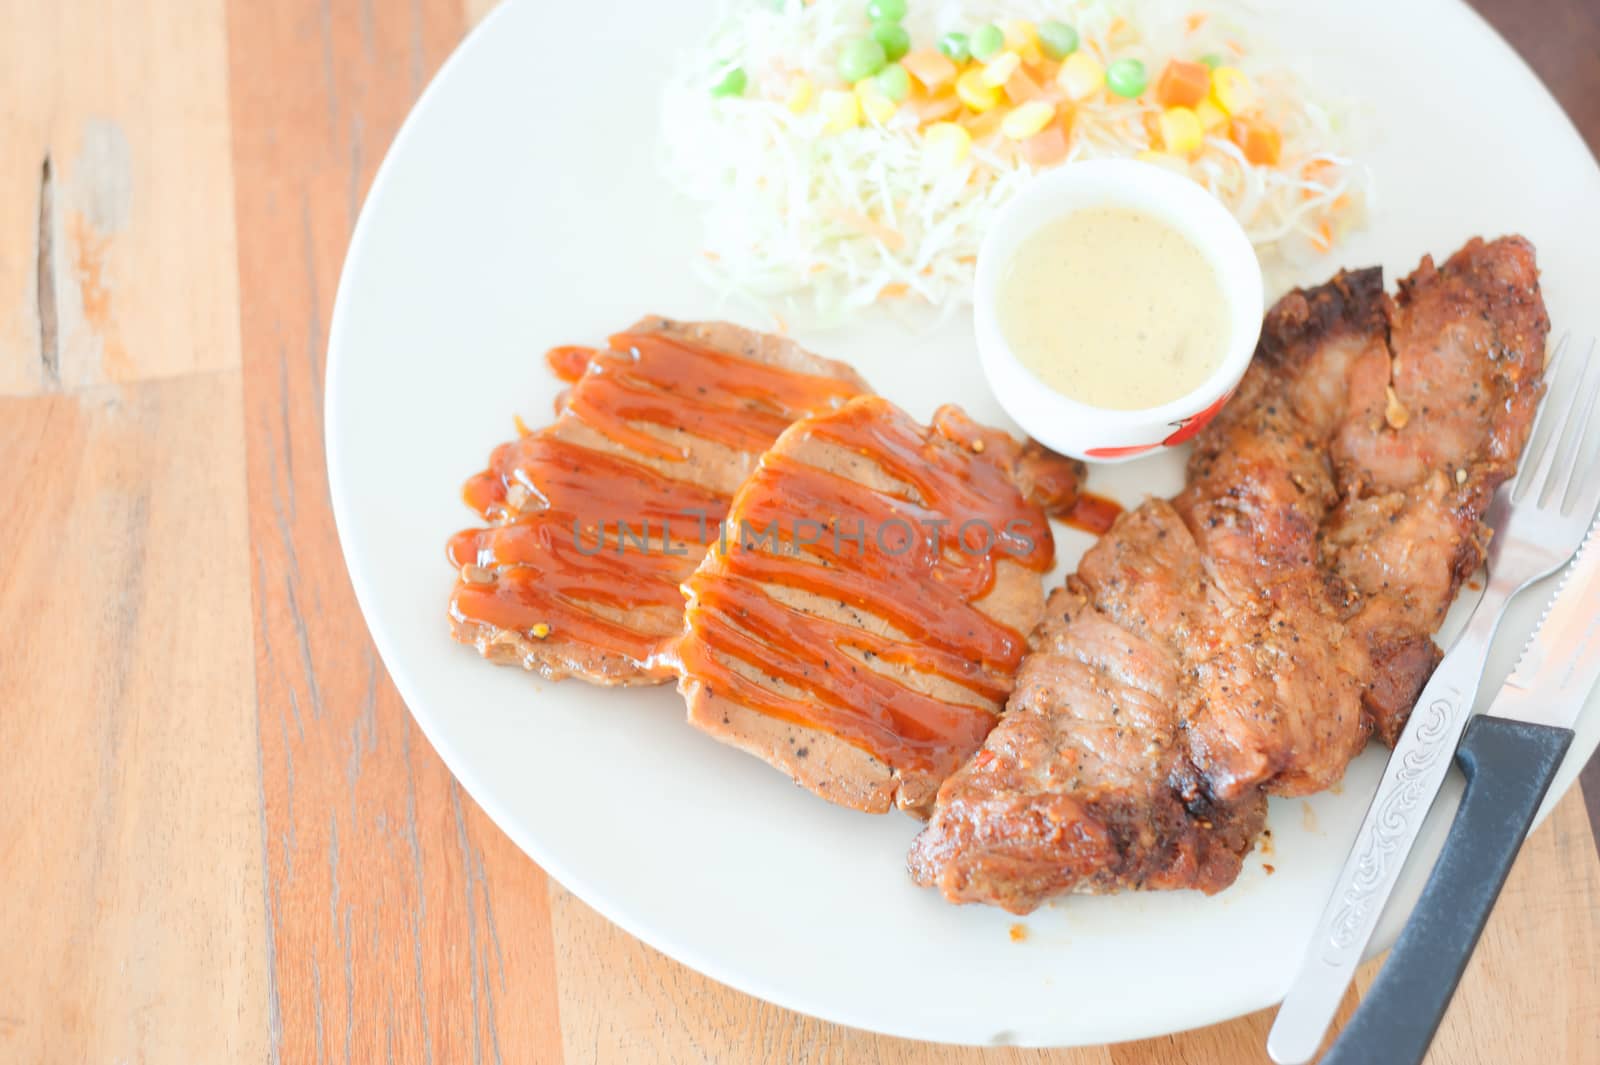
[{"left": 660, "top": 0, "right": 1371, "bottom": 327}]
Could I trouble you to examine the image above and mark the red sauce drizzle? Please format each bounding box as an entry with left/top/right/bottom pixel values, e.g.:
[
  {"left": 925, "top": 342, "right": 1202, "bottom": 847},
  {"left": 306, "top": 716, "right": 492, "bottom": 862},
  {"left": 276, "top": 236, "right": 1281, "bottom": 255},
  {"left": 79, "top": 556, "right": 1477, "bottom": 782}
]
[
  {"left": 1065, "top": 491, "right": 1122, "bottom": 536},
  {"left": 449, "top": 333, "right": 865, "bottom": 671},
  {"left": 560, "top": 332, "right": 861, "bottom": 460},
  {"left": 676, "top": 398, "right": 1059, "bottom": 773},
  {"left": 545, "top": 345, "right": 596, "bottom": 383},
  {"left": 1007, "top": 435, "right": 1122, "bottom": 534}
]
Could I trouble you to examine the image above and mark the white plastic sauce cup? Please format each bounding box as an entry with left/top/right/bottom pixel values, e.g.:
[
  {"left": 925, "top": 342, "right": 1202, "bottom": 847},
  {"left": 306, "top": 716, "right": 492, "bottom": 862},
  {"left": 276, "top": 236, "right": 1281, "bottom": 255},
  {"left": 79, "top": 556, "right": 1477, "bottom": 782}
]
[{"left": 974, "top": 159, "right": 1264, "bottom": 463}]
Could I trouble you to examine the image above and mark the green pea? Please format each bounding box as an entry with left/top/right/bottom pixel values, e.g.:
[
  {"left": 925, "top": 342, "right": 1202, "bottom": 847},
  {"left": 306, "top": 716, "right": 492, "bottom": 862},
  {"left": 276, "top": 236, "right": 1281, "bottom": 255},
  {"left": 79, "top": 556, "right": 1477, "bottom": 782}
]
[
  {"left": 875, "top": 63, "right": 911, "bottom": 102},
  {"left": 870, "top": 20, "right": 911, "bottom": 63},
  {"left": 1106, "top": 57, "right": 1148, "bottom": 98},
  {"left": 970, "top": 23, "right": 1004, "bottom": 60},
  {"left": 837, "top": 37, "right": 888, "bottom": 83},
  {"left": 711, "top": 67, "right": 748, "bottom": 97},
  {"left": 1198, "top": 53, "right": 1222, "bottom": 69},
  {"left": 937, "top": 31, "right": 970, "bottom": 62},
  {"left": 866, "top": 0, "right": 907, "bottom": 22},
  {"left": 1038, "top": 21, "right": 1079, "bottom": 60}
]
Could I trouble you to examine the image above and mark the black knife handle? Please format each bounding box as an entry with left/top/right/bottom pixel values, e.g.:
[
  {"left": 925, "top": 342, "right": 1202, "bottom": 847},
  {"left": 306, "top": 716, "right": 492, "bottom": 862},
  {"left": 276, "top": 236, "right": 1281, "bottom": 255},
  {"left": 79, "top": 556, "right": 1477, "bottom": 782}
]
[{"left": 1321, "top": 715, "right": 1573, "bottom": 1065}]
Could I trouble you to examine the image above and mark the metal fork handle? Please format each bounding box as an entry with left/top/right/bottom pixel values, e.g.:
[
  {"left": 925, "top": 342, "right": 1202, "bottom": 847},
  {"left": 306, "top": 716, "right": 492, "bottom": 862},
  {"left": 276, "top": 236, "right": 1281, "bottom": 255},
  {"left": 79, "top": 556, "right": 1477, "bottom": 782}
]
[{"left": 1266, "top": 583, "right": 1512, "bottom": 1064}]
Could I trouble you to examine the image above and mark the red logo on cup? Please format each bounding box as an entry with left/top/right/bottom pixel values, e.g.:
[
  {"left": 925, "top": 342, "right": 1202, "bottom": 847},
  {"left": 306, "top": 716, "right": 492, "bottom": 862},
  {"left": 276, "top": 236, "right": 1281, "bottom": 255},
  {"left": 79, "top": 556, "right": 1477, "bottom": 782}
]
[{"left": 1083, "top": 388, "right": 1237, "bottom": 460}]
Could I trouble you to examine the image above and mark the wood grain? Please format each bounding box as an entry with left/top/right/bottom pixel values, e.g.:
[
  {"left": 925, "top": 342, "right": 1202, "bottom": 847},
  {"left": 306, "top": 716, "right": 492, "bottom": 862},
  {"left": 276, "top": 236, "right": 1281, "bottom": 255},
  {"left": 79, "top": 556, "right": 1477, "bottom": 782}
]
[
  {"left": 0, "top": 0, "right": 242, "bottom": 396},
  {"left": 1472, "top": 0, "right": 1600, "bottom": 154},
  {"left": 546, "top": 873, "right": 1372, "bottom": 1065},
  {"left": 224, "top": 0, "right": 563, "bottom": 1061},
  {"left": 0, "top": 375, "right": 266, "bottom": 1063},
  {"left": 548, "top": 881, "right": 1111, "bottom": 1065},
  {"left": 1425, "top": 793, "right": 1600, "bottom": 1063}
]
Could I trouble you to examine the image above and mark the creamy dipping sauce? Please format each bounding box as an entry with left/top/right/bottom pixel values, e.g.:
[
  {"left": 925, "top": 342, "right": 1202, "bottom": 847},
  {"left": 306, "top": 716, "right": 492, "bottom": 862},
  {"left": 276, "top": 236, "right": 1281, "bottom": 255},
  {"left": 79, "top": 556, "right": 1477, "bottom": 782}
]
[{"left": 996, "top": 206, "right": 1229, "bottom": 411}]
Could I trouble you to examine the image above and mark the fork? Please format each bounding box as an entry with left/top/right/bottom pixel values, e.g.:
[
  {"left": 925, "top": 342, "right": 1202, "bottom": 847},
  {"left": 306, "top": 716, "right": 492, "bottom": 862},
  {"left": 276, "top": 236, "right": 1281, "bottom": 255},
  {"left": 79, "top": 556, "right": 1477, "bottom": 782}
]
[{"left": 1267, "top": 336, "right": 1600, "bottom": 1065}]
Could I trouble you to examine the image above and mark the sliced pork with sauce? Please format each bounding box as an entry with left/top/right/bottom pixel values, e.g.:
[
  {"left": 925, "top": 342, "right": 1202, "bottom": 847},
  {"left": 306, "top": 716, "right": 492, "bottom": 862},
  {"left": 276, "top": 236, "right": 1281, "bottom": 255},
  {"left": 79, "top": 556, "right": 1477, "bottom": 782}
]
[
  {"left": 446, "top": 318, "right": 870, "bottom": 685},
  {"left": 910, "top": 237, "right": 1549, "bottom": 911},
  {"left": 675, "top": 396, "right": 1087, "bottom": 815}
]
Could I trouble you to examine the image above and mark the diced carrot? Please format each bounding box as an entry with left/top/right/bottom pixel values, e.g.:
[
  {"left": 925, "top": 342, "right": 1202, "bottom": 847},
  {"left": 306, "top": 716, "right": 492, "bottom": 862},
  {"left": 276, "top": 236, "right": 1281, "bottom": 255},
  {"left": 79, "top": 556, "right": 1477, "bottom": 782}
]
[
  {"left": 1022, "top": 124, "right": 1068, "bottom": 167},
  {"left": 1311, "top": 219, "right": 1333, "bottom": 253},
  {"left": 1141, "top": 110, "right": 1162, "bottom": 144},
  {"left": 827, "top": 208, "right": 906, "bottom": 250},
  {"left": 911, "top": 91, "right": 962, "bottom": 124},
  {"left": 877, "top": 282, "right": 911, "bottom": 299},
  {"left": 902, "top": 48, "right": 958, "bottom": 92},
  {"left": 1185, "top": 11, "right": 1209, "bottom": 33},
  {"left": 1158, "top": 58, "right": 1203, "bottom": 109},
  {"left": 1300, "top": 160, "right": 1330, "bottom": 199},
  {"left": 1003, "top": 66, "right": 1045, "bottom": 103},
  {"left": 1230, "top": 115, "right": 1281, "bottom": 166},
  {"left": 962, "top": 105, "right": 1007, "bottom": 141},
  {"left": 1156, "top": 59, "right": 1211, "bottom": 108}
]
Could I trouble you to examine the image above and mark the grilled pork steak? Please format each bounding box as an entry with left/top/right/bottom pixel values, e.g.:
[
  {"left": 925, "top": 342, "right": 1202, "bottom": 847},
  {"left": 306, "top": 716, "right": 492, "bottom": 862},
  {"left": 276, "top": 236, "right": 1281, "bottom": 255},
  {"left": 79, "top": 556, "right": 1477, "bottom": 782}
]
[
  {"left": 910, "top": 237, "right": 1549, "bottom": 911},
  {"left": 447, "top": 318, "right": 870, "bottom": 685},
  {"left": 676, "top": 396, "right": 1085, "bottom": 815}
]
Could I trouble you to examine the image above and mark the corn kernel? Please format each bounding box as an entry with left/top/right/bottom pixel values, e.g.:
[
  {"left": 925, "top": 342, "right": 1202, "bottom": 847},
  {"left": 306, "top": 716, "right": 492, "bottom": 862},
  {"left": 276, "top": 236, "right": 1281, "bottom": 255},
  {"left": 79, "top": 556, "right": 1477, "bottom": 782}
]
[
  {"left": 857, "top": 82, "right": 898, "bottom": 125},
  {"left": 956, "top": 68, "right": 1003, "bottom": 112},
  {"left": 1001, "top": 100, "right": 1056, "bottom": 140},
  {"left": 1002, "top": 20, "right": 1035, "bottom": 50},
  {"left": 530, "top": 622, "right": 552, "bottom": 639},
  {"left": 922, "top": 121, "right": 973, "bottom": 169},
  {"left": 786, "top": 75, "right": 814, "bottom": 114},
  {"left": 980, "top": 51, "right": 1022, "bottom": 88},
  {"left": 820, "top": 89, "right": 861, "bottom": 133},
  {"left": 1056, "top": 52, "right": 1105, "bottom": 101},
  {"left": 1003, "top": 21, "right": 1043, "bottom": 63},
  {"left": 1158, "top": 106, "right": 1204, "bottom": 155},
  {"left": 1195, "top": 97, "right": 1228, "bottom": 132},
  {"left": 1209, "top": 66, "right": 1257, "bottom": 115}
]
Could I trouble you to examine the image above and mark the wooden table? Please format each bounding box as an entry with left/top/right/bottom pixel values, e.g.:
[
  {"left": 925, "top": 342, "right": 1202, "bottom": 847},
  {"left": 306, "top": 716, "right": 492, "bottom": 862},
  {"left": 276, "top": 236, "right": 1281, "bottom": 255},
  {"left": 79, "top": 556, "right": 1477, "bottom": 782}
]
[{"left": 4, "top": 2, "right": 1598, "bottom": 1062}]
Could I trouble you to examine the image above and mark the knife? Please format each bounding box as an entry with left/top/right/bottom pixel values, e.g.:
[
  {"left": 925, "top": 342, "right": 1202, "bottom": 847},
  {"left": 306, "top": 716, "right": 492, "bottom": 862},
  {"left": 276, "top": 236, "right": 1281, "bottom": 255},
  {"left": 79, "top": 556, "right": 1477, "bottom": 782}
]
[{"left": 1317, "top": 517, "right": 1600, "bottom": 1065}]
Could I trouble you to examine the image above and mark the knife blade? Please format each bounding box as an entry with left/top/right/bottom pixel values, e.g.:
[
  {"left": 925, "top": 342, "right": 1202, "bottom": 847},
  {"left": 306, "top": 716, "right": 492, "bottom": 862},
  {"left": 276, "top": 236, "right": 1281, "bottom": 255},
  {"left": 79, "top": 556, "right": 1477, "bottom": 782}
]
[{"left": 1491, "top": 514, "right": 1600, "bottom": 730}]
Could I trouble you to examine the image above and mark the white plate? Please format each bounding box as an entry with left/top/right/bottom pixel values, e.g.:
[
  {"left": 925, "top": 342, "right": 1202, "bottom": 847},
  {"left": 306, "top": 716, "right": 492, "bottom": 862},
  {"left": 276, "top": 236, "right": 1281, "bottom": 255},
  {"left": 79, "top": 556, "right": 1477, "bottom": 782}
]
[{"left": 326, "top": 0, "right": 1600, "bottom": 1047}]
